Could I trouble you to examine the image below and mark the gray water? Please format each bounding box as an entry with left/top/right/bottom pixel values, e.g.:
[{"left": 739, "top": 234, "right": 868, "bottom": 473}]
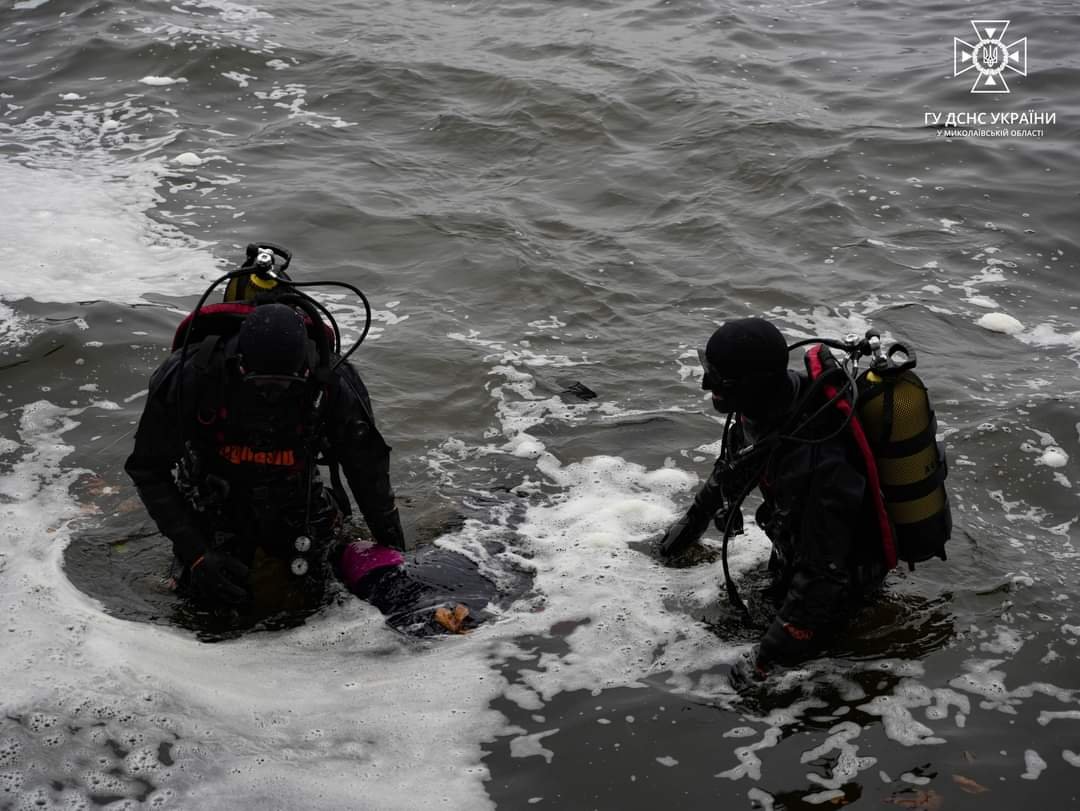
[{"left": 1, "top": 1, "right": 1079, "bottom": 808}]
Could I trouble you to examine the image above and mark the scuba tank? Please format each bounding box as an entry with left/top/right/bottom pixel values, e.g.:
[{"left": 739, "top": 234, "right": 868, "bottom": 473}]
[
  {"left": 714, "top": 328, "right": 953, "bottom": 615},
  {"left": 172, "top": 242, "right": 376, "bottom": 579},
  {"left": 855, "top": 339, "right": 951, "bottom": 568},
  {"left": 224, "top": 242, "right": 292, "bottom": 302}
]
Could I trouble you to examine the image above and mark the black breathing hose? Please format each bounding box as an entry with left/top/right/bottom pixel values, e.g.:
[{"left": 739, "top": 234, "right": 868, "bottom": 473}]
[
  {"left": 283, "top": 279, "right": 372, "bottom": 368},
  {"left": 715, "top": 343, "right": 863, "bottom": 613}
]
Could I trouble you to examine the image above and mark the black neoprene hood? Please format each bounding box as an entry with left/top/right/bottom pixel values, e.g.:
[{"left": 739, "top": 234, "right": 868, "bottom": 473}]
[
  {"left": 704, "top": 318, "right": 789, "bottom": 381},
  {"left": 237, "top": 303, "right": 309, "bottom": 375}
]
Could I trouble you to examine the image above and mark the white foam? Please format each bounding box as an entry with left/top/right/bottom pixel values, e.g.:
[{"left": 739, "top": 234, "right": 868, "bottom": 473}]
[
  {"left": 1021, "top": 749, "right": 1048, "bottom": 780},
  {"left": 527, "top": 316, "right": 566, "bottom": 331},
  {"left": 502, "top": 450, "right": 769, "bottom": 698},
  {"left": 800, "top": 721, "right": 877, "bottom": 790},
  {"left": 253, "top": 82, "right": 355, "bottom": 129},
  {"left": 138, "top": 76, "right": 188, "bottom": 86},
  {"left": 434, "top": 336, "right": 775, "bottom": 715},
  {"left": 1038, "top": 447, "right": 1068, "bottom": 469},
  {"left": 1018, "top": 322, "right": 1080, "bottom": 350},
  {"left": 980, "top": 626, "right": 1025, "bottom": 655},
  {"left": 174, "top": 152, "right": 204, "bottom": 166},
  {"left": 724, "top": 727, "right": 758, "bottom": 738},
  {"left": 766, "top": 305, "right": 874, "bottom": 344},
  {"left": 747, "top": 787, "right": 776, "bottom": 810},
  {"left": 925, "top": 688, "right": 970, "bottom": 722},
  {"left": 0, "top": 402, "right": 506, "bottom": 810},
  {"left": 509, "top": 729, "right": 558, "bottom": 764},
  {"left": 1037, "top": 710, "right": 1080, "bottom": 725},
  {"left": 716, "top": 726, "right": 783, "bottom": 780},
  {"left": 504, "top": 685, "right": 544, "bottom": 712},
  {"left": 0, "top": 163, "right": 216, "bottom": 306},
  {"left": 977, "top": 313, "right": 1024, "bottom": 335},
  {"left": 184, "top": 0, "right": 272, "bottom": 23},
  {"left": 0, "top": 301, "right": 31, "bottom": 349},
  {"left": 857, "top": 681, "right": 945, "bottom": 746},
  {"left": 1064, "top": 750, "right": 1080, "bottom": 767},
  {"left": 506, "top": 434, "right": 546, "bottom": 458},
  {"left": 222, "top": 71, "right": 257, "bottom": 88}
]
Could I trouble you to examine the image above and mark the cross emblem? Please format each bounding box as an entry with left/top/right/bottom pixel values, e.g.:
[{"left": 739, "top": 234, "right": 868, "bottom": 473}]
[{"left": 953, "top": 20, "right": 1027, "bottom": 93}]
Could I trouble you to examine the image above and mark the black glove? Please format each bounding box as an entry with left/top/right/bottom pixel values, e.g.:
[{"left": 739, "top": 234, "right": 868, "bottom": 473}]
[
  {"left": 189, "top": 550, "right": 251, "bottom": 606},
  {"left": 368, "top": 508, "right": 407, "bottom": 552},
  {"left": 658, "top": 507, "right": 710, "bottom": 558}
]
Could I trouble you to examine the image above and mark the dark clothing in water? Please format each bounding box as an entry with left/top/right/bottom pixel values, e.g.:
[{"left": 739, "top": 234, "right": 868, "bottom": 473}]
[
  {"left": 125, "top": 336, "right": 406, "bottom": 610},
  {"left": 692, "top": 372, "right": 888, "bottom": 666}
]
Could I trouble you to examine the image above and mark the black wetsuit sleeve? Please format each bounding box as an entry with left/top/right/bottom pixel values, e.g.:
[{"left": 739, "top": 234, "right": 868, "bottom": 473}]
[
  {"left": 123, "top": 358, "right": 207, "bottom": 566},
  {"left": 659, "top": 422, "right": 753, "bottom": 557},
  {"left": 658, "top": 455, "right": 731, "bottom": 556},
  {"left": 758, "top": 443, "right": 866, "bottom": 666},
  {"left": 331, "top": 364, "right": 406, "bottom": 551}
]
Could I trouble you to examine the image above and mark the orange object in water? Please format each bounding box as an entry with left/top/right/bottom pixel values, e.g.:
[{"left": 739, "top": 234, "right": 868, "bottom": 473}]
[{"left": 433, "top": 604, "right": 471, "bottom": 634}]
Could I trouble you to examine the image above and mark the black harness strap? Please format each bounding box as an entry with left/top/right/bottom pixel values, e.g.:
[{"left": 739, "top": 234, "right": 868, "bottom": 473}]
[
  {"left": 327, "top": 455, "right": 352, "bottom": 518},
  {"left": 874, "top": 416, "right": 937, "bottom": 459},
  {"left": 881, "top": 464, "right": 947, "bottom": 503},
  {"left": 192, "top": 336, "right": 225, "bottom": 425}
]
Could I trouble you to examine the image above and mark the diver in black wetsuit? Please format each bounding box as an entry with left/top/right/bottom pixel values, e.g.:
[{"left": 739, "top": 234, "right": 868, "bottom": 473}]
[
  {"left": 658, "top": 318, "right": 888, "bottom": 674},
  {"left": 125, "top": 302, "right": 472, "bottom": 634}
]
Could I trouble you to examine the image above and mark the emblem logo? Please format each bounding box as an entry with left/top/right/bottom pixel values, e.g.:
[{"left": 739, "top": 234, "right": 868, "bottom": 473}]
[{"left": 953, "top": 20, "right": 1027, "bottom": 93}]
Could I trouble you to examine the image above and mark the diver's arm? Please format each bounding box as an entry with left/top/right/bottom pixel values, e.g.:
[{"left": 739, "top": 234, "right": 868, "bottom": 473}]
[
  {"left": 660, "top": 419, "right": 752, "bottom": 558},
  {"left": 123, "top": 363, "right": 207, "bottom": 566},
  {"left": 332, "top": 364, "right": 406, "bottom": 551},
  {"left": 658, "top": 455, "right": 733, "bottom": 556},
  {"left": 757, "top": 444, "right": 865, "bottom": 667}
]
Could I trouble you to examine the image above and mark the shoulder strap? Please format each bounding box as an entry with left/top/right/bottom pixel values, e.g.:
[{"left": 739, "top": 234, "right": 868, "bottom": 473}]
[
  {"left": 192, "top": 336, "right": 227, "bottom": 426},
  {"left": 305, "top": 385, "right": 352, "bottom": 517},
  {"left": 148, "top": 351, "right": 184, "bottom": 403},
  {"left": 327, "top": 455, "right": 353, "bottom": 518},
  {"left": 805, "top": 344, "right": 898, "bottom": 569}
]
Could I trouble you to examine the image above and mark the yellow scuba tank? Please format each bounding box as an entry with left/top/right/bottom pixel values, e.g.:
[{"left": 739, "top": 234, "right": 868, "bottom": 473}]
[
  {"left": 224, "top": 243, "right": 290, "bottom": 302},
  {"left": 856, "top": 343, "right": 951, "bottom": 568},
  {"left": 224, "top": 270, "right": 278, "bottom": 302}
]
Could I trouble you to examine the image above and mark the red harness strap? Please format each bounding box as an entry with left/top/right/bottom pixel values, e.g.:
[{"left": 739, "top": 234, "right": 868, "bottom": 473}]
[
  {"left": 172, "top": 302, "right": 256, "bottom": 351},
  {"left": 807, "top": 345, "right": 898, "bottom": 569},
  {"left": 172, "top": 301, "right": 337, "bottom": 351}
]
